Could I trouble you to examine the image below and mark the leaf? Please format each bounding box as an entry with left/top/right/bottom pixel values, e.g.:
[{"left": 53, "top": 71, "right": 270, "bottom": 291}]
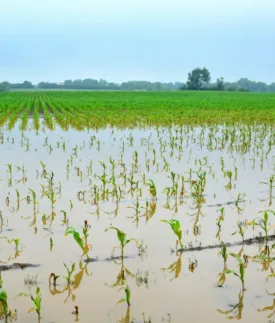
[
  {"left": 117, "top": 298, "right": 125, "bottom": 304},
  {"left": 28, "top": 308, "right": 36, "bottom": 313},
  {"left": 230, "top": 252, "right": 243, "bottom": 265},
  {"left": 65, "top": 228, "right": 85, "bottom": 251},
  {"left": 106, "top": 227, "right": 126, "bottom": 247},
  {"left": 161, "top": 219, "right": 182, "bottom": 241}
]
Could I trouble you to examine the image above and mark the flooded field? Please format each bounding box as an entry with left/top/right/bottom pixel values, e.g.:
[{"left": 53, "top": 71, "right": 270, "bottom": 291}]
[{"left": 0, "top": 118, "right": 275, "bottom": 323}]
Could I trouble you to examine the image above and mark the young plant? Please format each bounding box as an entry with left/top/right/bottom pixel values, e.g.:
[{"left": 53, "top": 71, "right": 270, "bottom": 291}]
[
  {"left": 256, "top": 210, "right": 275, "bottom": 244},
  {"left": 224, "top": 253, "right": 246, "bottom": 290},
  {"left": 105, "top": 227, "right": 137, "bottom": 259},
  {"left": 232, "top": 221, "right": 246, "bottom": 242},
  {"left": 146, "top": 179, "right": 157, "bottom": 199},
  {"left": 0, "top": 285, "right": 9, "bottom": 322},
  {"left": 161, "top": 219, "right": 183, "bottom": 250},
  {"left": 118, "top": 285, "right": 131, "bottom": 307},
  {"left": 64, "top": 263, "right": 76, "bottom": 285},
  {"left": 65, "top": 227, "right": 91, "bottom": 259},
  {"left": 18, "top": 287, "right": 42, "bottom": 321}
]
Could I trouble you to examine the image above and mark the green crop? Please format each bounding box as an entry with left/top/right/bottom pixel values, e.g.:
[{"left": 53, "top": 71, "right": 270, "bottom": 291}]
[
  {"left": 161, "top": 219, "right": 183, "bottom": 249},
  {"left": 105, "top": 227, "right": 137, "bottom": 259},
  {"left": 65, "top": 227, "right": 91, "bottom": 259},
  {"left": 18, "top": 287, "right": 42, "bottom": 320}
]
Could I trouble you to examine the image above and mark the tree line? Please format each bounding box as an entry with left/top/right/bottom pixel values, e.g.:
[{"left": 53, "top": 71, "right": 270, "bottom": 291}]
[{"left": 1, "top": 68, "right": 275, "bottom": 92}]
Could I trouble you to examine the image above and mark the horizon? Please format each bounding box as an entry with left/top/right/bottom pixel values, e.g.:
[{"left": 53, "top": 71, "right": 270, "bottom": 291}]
[{"left": 1, "top": 0, "right": 275, "bottom": 83}]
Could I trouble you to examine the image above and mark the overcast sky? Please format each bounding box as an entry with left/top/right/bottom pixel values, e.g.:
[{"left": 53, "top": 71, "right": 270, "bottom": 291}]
[{"left": 1, "top": 0, "right": 275, "bottom": 84}]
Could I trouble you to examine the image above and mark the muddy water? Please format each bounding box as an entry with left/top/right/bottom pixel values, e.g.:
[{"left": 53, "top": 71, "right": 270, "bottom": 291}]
[{"left": 0, "top": 121, "right": 275, "bottom": 323}]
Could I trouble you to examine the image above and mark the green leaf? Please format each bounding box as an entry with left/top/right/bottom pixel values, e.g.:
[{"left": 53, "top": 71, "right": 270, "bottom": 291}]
[
  {"left": 117, "top": 298, "right": 125, "bottom": 304},
  {"left": 230, "top": 252, "right": 243, "bottom": 265},
  {"left": 105, "top": 227, "right": 126, "bottom": 247}
]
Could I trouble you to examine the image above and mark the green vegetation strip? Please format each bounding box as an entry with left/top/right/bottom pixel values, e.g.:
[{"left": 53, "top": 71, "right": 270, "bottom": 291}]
[{"left": 0, "top": 91, "right": 275, "bottom": 129}]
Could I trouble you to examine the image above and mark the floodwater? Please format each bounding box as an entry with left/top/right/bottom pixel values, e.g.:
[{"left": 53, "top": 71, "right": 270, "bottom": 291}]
[{"left": 0, "top": 121, "right": 275, "bottom": 323}]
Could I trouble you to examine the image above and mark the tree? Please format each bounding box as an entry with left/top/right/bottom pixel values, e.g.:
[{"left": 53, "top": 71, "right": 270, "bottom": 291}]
[
  {"left": 216, "top": 77, "right": 225, "bottom": 90},
  {"left": 187, "top": 67, "right": 211, "bottom": 90},
  {"left": 0, "top": 82, "right": 9, "bottom": 92}
]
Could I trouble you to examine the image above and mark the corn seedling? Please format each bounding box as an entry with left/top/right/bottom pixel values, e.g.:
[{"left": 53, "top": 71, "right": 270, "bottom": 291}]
[
  {"left": 161, "top": 219, "right": 183, "bottom": 250},
  {"left": 18, "top": 287, "right": 42, "bottom": 321},
  {"left": 65, "top": 227, "right": 91, "bottom": 259},
  {"left": 64, "top": 263, "right": 76, "bottom": 285},
  {"left": 105, "top": 227, "right": 137, "bottom": 259},
  {"left": 232, "top": 221, "right": 246, "bottom": 242},
  {"left": 224, "top": 253, "right": 246, "bottom": 290},
  {"left": 118, "top": 285, "right": 131, "bottom": 307}
]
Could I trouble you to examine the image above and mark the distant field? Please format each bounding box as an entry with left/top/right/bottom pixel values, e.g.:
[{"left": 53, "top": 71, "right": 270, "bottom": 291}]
[{"left": 0, "top": 91, "right": 275, "bottom": 129}]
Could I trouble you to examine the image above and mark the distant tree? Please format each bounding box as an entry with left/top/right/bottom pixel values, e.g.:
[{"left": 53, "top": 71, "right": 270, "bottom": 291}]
[
  {"left": 216, "top": 77, "right": 225, "bottom": 90},
  {"left": 187, "top": 67, "right": 211, "bottom": 90},
  {"left": 269, "top": 83, "right": 275, "bottom": 92},
  {"left": 0, "top": 82, "right": 9, "bottom": 92}
]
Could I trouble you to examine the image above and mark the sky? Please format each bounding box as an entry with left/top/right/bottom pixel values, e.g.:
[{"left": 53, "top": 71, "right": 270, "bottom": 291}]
[{"left": 1, "top": 0, "right": 275, "bottom": 84}]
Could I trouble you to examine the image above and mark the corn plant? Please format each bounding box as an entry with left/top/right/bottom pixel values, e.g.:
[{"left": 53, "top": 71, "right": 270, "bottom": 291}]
[
  {"left": 64, "top": 263, "right": 76, "bottom": 285},
  {"left": 65, "top": 227, "right": 91, "bottom": 259},
  {"left": 224, "top": 253, "right": 246, "bottom": 290},
  {"left": 18, "top": 287, "right": 42, "bottom": 321},
  {"left": 255, "top": 210, "right": 275, "bottom": 244},
  {"left": 146, "top": 179, "right": 157, "bottom": 199},
  {"left": 105, "top": 227, "right": 137, "bottom": 259},
  {"left": 118, "top": 285, "right": 131, "bottom": 307},
  {"left": 0, "top": 282, "right": 9, "bottom": 322},
  {"left": 232, "top": 221, "right": 246, "bottom": 242},
  {"left": 161, "top": 219, "right": 183, "bottom": 249}
]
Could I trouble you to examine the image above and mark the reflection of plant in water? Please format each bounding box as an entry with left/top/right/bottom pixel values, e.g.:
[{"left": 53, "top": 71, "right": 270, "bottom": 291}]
[
  {"left": 72, "top": 306, "right": 79, "bottom": 322},
  {"left": 135, "top": 270, "right": 149, "bottom": 288},
  {"left": 6, "top": 164, "right": 12, "bottom": 187},
  {"left": 146, "top": 180, "right": 157, "bottom": 199},
  {"left": 224, "top": 170, "right": 233, "bottom": 190},
  {"left": 127, "top": 199, "right": 140, "bottom": 227},
  {"left": 161, "top": 219, "right": 183, "bottom": 250},
  {"left": 28, "top": 188, "right": 39, "bottom": 215},
  {"left": 217, "top": 288, "right": 245, "bottom": 320},
  {"left": 162, "top": 254, "right": 182, "bottom": 280},
  {"left": 118, "top": 306, "right": 131, "bottom": 323},
  {"left": 106, "top": 264, "right": 133, "bottom": 289},
  {"left": 138, "top": 240, "right": 148, "bottom": 259},
  {"left": 216, "top": 208, "right": 224, "bottom": 240},
  {"left": 234, "top": 193, "right": 246, "bottom": 214},
  {"left": 188, "top": 257, "right": 198, "bottom": 273},
  {"left": 257, "top": 290, "right": 275, "bottom": 319},
  {"left": 261, "top": 175, "right": 275, "bottom": 206},
  {"left": 49, "top": 262, "right": 91, "bottom": 303}
]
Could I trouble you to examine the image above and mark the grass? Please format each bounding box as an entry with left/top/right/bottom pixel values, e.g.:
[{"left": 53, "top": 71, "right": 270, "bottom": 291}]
[{"left": 0, "top": 91, "right": 275, "bottom": 130}]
